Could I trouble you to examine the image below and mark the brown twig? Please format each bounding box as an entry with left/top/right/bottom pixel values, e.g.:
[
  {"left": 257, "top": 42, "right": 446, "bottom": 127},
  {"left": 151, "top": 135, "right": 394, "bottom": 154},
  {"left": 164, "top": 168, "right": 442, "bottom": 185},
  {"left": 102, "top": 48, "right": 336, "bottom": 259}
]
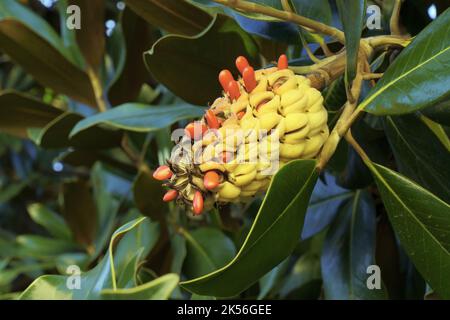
[{"left": 212, "top": 0, "right": 345, "bottom": 42}]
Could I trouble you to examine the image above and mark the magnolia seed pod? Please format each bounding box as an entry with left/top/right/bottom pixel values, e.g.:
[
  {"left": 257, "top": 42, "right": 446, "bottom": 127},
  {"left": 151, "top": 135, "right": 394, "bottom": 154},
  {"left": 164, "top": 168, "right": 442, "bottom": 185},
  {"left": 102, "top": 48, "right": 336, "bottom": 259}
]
[{"left": 154, "top": 54, "right": 329, "bottom": 216}]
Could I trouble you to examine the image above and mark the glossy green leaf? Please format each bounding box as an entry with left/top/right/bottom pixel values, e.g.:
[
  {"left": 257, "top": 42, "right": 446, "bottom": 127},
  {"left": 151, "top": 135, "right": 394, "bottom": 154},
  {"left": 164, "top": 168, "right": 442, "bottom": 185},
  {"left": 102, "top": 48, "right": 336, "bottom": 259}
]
[
  {"left": 422, "top": 99, "right": 450, "bottom": 127},
  {"left": 279, "top": 253, "right": 321, "bottom": 299},
  {"left": 108, "top": 8, "right": 160, "bottom": 106},
  {"left": 0, "top": 0, "right": 76, "bottom": 63},
  {"left": 257, "top": 258, "right": 290, "bottom": 299},
  {"left": 133, "top": 169, "right": 167, "bottom": 221},
  {"left": 336, "top": 0, "right": 366, "bottom": 82},
  {"left": 90, "top": 163, "right": 122, "bottom": 257},
  {"left": 36, "top": 112, "right": 122, "bottom": 149},
  {"left": 359, "top": 8, "right": 450, "bottom": 114},
  {"left": 70, "top": 103, "right": 204, "bottom": 136},
  {"left": 302, "top": 173, "right": 354, "bottom": 239},
  {"left": 62, "top": 180, "right": 97, "bottom": 247},
  {"left": 19, "top": 217, "right": 160, "bottom": 299},
  {"left": 16, "top": 235, "right": 78, "bottom": 259},
  {"left": 56, "top": 0, "right": 85, "bottom": 68},
  {"left": 144, "top": 14, "right": 259, "bottom": 105},
  {"left": 27, "top": 204, "right": 72, "bottom": 241},
  {"left": 182, "top": 227, "right": 236, "bottom": 279},
  {"left": 292, "top": 0, "right": 332, "bottom": 25},
  {"left": 420, "top": 116, "right": 450, "bottom": 152},
  {"left": 69, "top": 0, "right": 105, "bottom": 70},
  {"left": 101, "top": 273, "right": 179, "bottom": 300},
  {"left": 125, "top": 0, "right": 212, "bottom": 36},
  {"left": 368, "top": 162, "right": 450, "bottom": 299},
  {"left": 0, "top": 20, "right": 97, "bottom": 106},
  {"left": 0, "top": 92, "right": 62, "bottom": 139},
  {"left": 322, "top": 190, "right": 387, "bottom": 299},
  {"left": 180, "top": 160, "right": 318, "bottom": 297},
  {"left": 384, "top": 114, "right": 450, "bottom": 203}
]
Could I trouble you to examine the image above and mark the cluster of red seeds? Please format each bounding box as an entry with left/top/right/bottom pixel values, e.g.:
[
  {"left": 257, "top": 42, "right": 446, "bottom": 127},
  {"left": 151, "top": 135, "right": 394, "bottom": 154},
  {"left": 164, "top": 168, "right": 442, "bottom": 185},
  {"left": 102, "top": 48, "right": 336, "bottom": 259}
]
[{"left": 153, "top": 54, "right": 289, "bottom": 215}]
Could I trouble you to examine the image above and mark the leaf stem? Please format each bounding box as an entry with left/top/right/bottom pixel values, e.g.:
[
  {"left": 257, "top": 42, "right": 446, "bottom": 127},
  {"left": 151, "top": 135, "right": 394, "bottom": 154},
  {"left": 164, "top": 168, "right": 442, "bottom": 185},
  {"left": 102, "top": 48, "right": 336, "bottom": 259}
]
[
  {"left": 212, "top": 0, "right": 345, "bottom": 42},
  {"left": 344, "top": 129, "right": 370, "bottom": 163},
  {"left": 87, "top": 67, "right": 107, "bottom": 112},
  {"left": 389, "top": 0, "right": 403, "bottom": 36}
]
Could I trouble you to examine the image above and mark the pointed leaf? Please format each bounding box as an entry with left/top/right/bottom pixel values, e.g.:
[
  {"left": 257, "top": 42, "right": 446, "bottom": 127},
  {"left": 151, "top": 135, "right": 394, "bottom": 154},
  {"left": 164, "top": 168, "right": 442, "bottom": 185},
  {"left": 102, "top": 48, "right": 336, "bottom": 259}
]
[
  {"left": 125, "top": 0, "right": 212, "bottom": 36},
  {"left": 384, "top": 114, "right": 450, "bottom": 203},
  {"left": 359, "top": 9, "right": 450, "bottom": 114},
  {"left": 180, "top": 160, "right": 318, "bottom": 297},
  {"left": 69, "top": 0, "right": 105, "bottom": 70},
  {"left": 0, "top": 20, "right": 96, "bottom": 106},
  {"left": 182, "top": 227, "right": 236, "bottom": 279},
  {"left": 321, "top": 190, "right": 387, "bottom": 299},
  {"left": 27, "top": 204, "right": 72, "bottom": 241},
  {"left": 70, "top": 103, "right": 205, "bottom": 136},
  {"left": 0, "top": 92, "right": 62, "bottom": 139},
  {"left": 336, "top": 0, "right": 366, "bottom": 82},
  {"left": 144, "top": 14, "right": 259, "bottom": 105},
  {"left": 368, "top": 162, "right": 450, "bottom": 299}
]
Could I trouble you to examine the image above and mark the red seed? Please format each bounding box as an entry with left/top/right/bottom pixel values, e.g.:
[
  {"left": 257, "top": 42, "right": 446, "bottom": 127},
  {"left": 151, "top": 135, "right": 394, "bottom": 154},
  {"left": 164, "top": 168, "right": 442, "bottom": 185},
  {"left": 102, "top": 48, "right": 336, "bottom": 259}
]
[
  {"left": 193, "top": 191, "right": 204, "bottom": 215},
  {"left": 242, "top": 66, "right": 257, "bottom": 92},
  {"left": 153, "top": 165, "right": 172, "bottom": 181},
  {"left": 205, "top": 110, "right": 220, "bottom": 129},
  {"left": 235, "top": 56, "right": 250, "bottom": 74},
  {"left": 237, "top": 111, "right": 245, "bottom": 119},
  {"left": 185, "top": 121, "right": 207, "bottom": 140},
  {"left": 227, "top": 80, "right": 241, "bottom": 100},
  {"left": 163, "top": 189, "right": 178, "bottom": 202},
  {"left": 278, "top": 54, "right": 288, "bottom": 69},
  {"left": 219, "top": 69, "right": 234, "bottom": 91},
  {"left": 204, "top": 171, "right": 220, "bottom": 190}
]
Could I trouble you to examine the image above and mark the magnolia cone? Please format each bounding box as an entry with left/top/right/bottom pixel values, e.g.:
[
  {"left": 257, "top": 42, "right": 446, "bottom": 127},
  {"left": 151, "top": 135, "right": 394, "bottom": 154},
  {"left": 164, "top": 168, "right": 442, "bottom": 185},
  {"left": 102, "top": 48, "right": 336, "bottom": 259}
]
[{"left": 155, "top": 55, "right": 329, "bottom": 216}]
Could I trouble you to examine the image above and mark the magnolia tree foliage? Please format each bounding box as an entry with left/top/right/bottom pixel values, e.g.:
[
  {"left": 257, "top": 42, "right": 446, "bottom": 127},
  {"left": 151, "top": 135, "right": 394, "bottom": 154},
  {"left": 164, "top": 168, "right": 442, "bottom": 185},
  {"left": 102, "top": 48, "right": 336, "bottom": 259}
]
[{"left": 0, "top": 0, "right": 449, "bottom": 300}]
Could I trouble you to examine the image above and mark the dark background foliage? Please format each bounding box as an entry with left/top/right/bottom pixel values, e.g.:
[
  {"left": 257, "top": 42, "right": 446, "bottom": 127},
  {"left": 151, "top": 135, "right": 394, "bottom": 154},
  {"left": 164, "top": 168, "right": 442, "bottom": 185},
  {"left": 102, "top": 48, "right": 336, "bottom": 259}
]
[{"left": 0, "top": 0, "right": 449, "bottom": 300}]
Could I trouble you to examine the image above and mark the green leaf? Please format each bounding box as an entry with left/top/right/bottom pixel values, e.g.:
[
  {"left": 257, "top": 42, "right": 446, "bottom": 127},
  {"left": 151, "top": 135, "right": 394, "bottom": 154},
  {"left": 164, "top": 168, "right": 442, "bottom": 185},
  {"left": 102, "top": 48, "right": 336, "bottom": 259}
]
[
  {"left": 69, "top": 0, "right": 105, "bottom": 70},
  {"left": 421, "top": 99, "right": 450, "bottom": 127},
  {"left": 108, "top": 8, "right": 160, "bottom": 106},
  {"left": 19, "top": 217, "right": 160, "bottom": 299},
  {"left": 359, "top": 8, "right": 450, "bottom": 114},
  {"left": 27, "top": 204, "right": 72, "bottom": 241},
  {"left": 133, "top": 169, "right": 168, "bottom": 221},
  {"left": 56, "top": 0, "right": 85, "bottom": 68},
  {"left": 0, "top": 0, "right": 77, "bottom": 63},
  {"left": 384, "top": 114, "right": 450, "bottom": 203},
  {"left": 101, "top": 273, "right": 179, "bottom": 300},
  {"left": 0, "top": 92, "right": 62, "bottom": 139},
  {"left": 62, "top": 179, "right": 98, "bottom": 248},
  {"left": 336, "top": 0, "right": 366, "bottom": 82},
  {"left": 182, "top": 227, "right": 236, "bottom": 279},
  {"left": 90, "top": 163, "right": 121, "bottom": 257},
  {"left": 302, "top": 173, "right": 354, "bottom": 239},
  {"left": 16, "top": 235, "right": 78, "bottom": 259},
  {"left": 144, "top": 14, "right": 259, "bottom": 105},
  {"left": 292, "top": 0, "right": 332, "bottom": 25},
  {"left": 70, "top": 103, "right": 204, "bottom": 136},
  {"left": 124, "top": 0, "right": 212, "bottom": 36},
  {"left": 36, "top": 112, "right": 122, "bottom": 149},
  {"left": 0, "top": 20, "right": 97, "bottom": 107},
  {"left": 368, "top": 162, "right": 450, "bottom": 299},
  {"left": 257, "top": 257, "right": 290, "bottom": 299},
  {"left": 180, "top": 160, "right": 318, "bottom": 297},
  {"left": 321, "top": 190, "right": 387, "bottom": 299},
  {"left": 279, "top": 252, "right": 321, "bottom": 299}
]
